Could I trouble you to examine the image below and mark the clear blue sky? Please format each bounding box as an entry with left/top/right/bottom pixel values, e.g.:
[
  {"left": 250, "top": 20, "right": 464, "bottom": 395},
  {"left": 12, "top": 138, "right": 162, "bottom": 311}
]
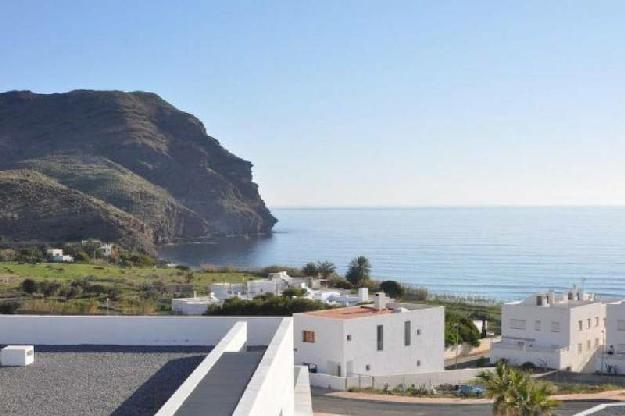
[{"left": 2, "top": 1, "right": 625, "bottom": 207}]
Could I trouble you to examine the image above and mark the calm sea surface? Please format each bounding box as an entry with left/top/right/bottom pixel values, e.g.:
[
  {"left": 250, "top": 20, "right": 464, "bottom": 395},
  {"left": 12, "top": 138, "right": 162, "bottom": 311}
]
[{"left": 158, "top": 208, "right": 625, "bottom": 300}]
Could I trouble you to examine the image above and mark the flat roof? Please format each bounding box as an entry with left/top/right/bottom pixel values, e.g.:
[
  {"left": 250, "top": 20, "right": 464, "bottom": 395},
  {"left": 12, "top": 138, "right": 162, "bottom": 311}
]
[
  {"left": 0, "top": 345, "right": 212, "bottom": 416},
  {"left": 303, "top": 303, "right": 436, "bottom": 320}
]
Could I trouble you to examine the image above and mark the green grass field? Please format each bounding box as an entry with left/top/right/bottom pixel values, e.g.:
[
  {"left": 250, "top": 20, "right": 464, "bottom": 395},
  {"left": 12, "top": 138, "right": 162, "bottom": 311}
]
[{"left": 0, "top": 262, "right": 257, "bottom": 315}]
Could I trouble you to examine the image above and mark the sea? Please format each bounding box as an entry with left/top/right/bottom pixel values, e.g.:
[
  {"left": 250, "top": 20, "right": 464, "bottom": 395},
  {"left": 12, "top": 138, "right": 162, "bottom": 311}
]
[{"left": 158, "top": 207, "right": 625, "bottom": 301}]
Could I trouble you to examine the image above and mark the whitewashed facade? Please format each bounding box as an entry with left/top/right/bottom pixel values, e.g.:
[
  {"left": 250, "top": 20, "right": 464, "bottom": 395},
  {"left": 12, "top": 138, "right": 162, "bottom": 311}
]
[
  {"left": 491, "top": 287, "right": 606, "bottom": 372},
  {"left": 598, "top": 299, "right": 625, "bottom": 374},
  {"left": 294, "top": 293, "right": 444, "bottom": 377}
]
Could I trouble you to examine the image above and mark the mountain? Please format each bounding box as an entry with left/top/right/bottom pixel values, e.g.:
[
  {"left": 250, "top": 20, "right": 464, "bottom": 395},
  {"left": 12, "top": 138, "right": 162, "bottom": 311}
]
[{"left": 0, "top": 90, "right": 276, "bottom": 253}]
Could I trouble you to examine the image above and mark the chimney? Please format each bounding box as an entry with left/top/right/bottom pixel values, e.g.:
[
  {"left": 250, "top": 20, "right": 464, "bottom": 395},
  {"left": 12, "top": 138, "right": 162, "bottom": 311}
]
[
  {"left": 358, "top": 287, "right": 369, "bottom": 303},
  {"left": 374, "top": 292, "right": 387, "bottom": 311}
]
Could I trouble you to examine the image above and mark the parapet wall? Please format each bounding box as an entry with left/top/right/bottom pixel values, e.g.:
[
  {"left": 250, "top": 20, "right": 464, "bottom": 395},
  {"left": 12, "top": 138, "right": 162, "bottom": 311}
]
[{"left": 0, "top": 315, "right": 283, "bottom": 346}]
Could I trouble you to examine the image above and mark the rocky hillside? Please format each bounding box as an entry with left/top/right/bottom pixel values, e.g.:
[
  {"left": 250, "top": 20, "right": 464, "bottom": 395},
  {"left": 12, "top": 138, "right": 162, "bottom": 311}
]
[{"left": 0, "top": 90, "right": 276, "bottom": 252}]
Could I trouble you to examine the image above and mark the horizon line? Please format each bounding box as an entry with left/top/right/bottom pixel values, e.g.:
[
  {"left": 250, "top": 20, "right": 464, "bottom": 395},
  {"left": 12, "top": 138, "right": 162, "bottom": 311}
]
[{"left": 269, "top": 204, "right": 625, "bottom": 210}]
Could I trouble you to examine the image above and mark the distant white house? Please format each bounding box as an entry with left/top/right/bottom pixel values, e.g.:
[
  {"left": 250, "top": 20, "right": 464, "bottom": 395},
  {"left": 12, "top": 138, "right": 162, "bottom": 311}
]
[
  {"left": 491, "top": 286, "right": 606, "bottom": 372},
  {"left": 598, "top": 299, "right": 625, "bottom": 374},
  {"left": 210, "top": 271, "right": 309, "bottom": 301},
  {"left": 294, "top": 292, "right": 445, "bottom": 377},
  {"left": 171, "top": 292, "right": 220, "bottom": 315},
  {"left": 98, "top": 243, "right": 114, "bottom": 257},
  {"left": 306, "top": 287, "right": 369, "bottom": 306},
  {"left": 46, "top": 248, "right": 74, "bottom": 263}
]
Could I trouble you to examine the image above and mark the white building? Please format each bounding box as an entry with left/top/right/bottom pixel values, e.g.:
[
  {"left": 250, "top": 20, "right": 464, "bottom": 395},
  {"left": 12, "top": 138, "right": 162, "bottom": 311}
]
[
  {"left": 210, "top": 271, "right": 309, "bottom": 301},
  {"left": 306, "top": 287, "right": 369, "bottom": 306},
  {"left": 294, "top": 292, "right": 444, "bottom": 377},
  {"left": 172, "top": 292, "right": 220, "bottom": 315},
  {"left": 598, "top": 299, "right": 625, "bottom": 374},
  {"left": 491, "top": 287, "right": 606, "bottom": 372},
  {"left": 47, "top": 248, "right": 74, "bottom": 263},
  {"left": 98, "top": 243, "right": 114, "bottom": 257}
]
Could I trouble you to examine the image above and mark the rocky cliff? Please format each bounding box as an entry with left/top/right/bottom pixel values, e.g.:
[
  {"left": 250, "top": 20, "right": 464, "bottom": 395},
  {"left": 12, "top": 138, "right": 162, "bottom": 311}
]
[{"left": 0, "top": 90, "right": 276, "bottom": 252}]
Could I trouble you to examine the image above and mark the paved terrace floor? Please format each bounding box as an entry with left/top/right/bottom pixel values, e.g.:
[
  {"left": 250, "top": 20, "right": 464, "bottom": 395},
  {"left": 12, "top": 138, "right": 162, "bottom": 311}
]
[{"left": 0, "top": 345, "right": 212, "bottom": 416}]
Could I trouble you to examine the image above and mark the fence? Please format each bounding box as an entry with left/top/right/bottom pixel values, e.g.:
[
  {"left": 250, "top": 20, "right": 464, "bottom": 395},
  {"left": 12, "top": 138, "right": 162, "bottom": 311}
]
[{"left": 309, "top": 367, "right": 494, "bottom": 391}]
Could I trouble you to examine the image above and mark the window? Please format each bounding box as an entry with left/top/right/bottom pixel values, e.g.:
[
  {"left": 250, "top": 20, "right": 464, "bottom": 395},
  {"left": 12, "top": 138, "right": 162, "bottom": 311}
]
[
  {"left": 377, "top": 325, "right": 384, "bottom": 351},
  {"left": 534, "top": 320, "right": 541, "bottom": 331},
  {"left": 404, "top": 321, "right": 411, "bottom": 346},
  {"left": 346, "top": 334, "right": 351, "bottom": 342},
  {"left": 587, "top": 340, "right": 591, "bottom": 351},
  {"left": 365, "top": 364, "right": 371, "bottom": 371},
  {"left": 578, "top": 343, "right": 583, "bottom": 353},
  {"left": 302, "top": 330, "right": 315, "bottom": 343},
  {"left": 578, "top": 320, "right": 583, "bottom": 331},
  {"left": 595, "top": 317, "right": 600, "bottom": 327},
  {"left": 587, "top": 319, "right": 591, "bottom": 329},
  {"left": 417, "top": 360, "right": 421, "bottom": 367},
  {"left": 618, "top": 320, "right": 625, "bottom": 331},
  {"left": 551, "top": 321, "right": 560, "bottom": 332},
  {"left": 416, "top": 329, "right": 421, "bottom": 336},
  {"left": 510, "top": 319, "right": 526, "bottom": 330}
]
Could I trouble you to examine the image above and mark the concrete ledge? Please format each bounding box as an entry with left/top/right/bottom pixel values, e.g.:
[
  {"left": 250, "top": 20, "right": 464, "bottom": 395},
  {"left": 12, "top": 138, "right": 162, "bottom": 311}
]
[
  {"left": 233, "top": 318, "right": 295, "bottom": 416},
  {"left": 154, "top": 321, "right": 248, "bottom": 416},
  {"left": 295, "top": 366, "right": 313, "bottom": 416}
]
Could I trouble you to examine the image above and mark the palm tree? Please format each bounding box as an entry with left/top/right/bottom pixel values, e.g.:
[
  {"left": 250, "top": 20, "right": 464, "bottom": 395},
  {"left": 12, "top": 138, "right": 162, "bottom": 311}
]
[
  {"left": 317, "top": 261, "right": 336, "bottom": 278},
  {"left": 478, "top": 362, "right": 559, "bottom": 416},
  {"left": 345, "top": 256, "right": 371, "bottom": 286}
]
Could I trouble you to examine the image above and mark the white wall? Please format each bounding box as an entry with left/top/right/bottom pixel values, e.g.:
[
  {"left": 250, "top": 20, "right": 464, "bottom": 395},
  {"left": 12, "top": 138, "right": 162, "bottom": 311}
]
[
  {"left": 0, "top": 315, "right": 283, "bottom": 346},
  {"left": 155, "top": 321, "right": 248, "bottom": 416},
  {"left": 496, "top": 301, "right": 606, "bottom": 371},
  {"left": 294, "top": 306, "right": 444, "bottom": 377},
  {"left": 233, "top": 318, "right": 295, "bottom": 416},
  {"left": 599, "top": 301, "right": 625, "bottom": 374}
]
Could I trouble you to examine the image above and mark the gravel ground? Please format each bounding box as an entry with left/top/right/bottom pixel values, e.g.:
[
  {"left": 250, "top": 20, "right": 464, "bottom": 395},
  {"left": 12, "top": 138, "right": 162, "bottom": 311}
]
[{"left": 0, "top": 345, "right": 211, "bottom": 416}]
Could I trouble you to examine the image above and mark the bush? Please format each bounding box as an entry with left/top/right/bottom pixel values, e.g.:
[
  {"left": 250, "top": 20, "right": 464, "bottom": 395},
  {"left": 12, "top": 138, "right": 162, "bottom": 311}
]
[
  {"left": 282, "top": 287, "right": 307, "bottom": 298},
  {"left": 328, "top": 276, "right": 353, "bottom": 289},
  {"left": 205, "top": 295, "right": 330, "bottom": 316},
  {"left": 380, "top": 280, "right": 404, "bottom": 299},
  {"left": 0, "top": 301, "right": 21, "bottom": 314},
  {"left": 21, "top": 278, "right": 38, "bottom": 294},
  {"left": 445, "top": 312, "right": 480, "bottom": 347},
  {"left": 302, "top": 262, "right": 319, "bottom": 277},
  {"left": 404, "top": 286, "right": 429, "bottom": 301}
]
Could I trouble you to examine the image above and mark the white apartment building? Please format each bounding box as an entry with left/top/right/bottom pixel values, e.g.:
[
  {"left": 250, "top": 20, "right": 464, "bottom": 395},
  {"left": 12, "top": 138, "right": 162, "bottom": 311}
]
[
  {"left": 598, "top": 299, "right": 625, "bottom": 374},
  {"left": 491, "top": 287, "right": 606, "bottom": 372},
  {"left": 294, "top": 293, "right": 444, "bottom": 377}
]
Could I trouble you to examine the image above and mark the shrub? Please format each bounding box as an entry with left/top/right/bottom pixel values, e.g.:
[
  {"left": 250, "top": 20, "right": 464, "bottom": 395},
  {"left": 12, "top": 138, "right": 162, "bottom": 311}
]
[
  {"left": 328, "top": 276, "right": 353, "bottom": 289},
  {"left": 0, "top": 301, "right": 21, "bottom": 314},
  {"left": 380, "top": 280, "right": 404, "bottom": 299},
  {"left": 205, "top": 295, "right": 330, "bottom": 316},
  {"left": 282, "top": 287, "right": 307, "bottom": 298},
  {"left": 21, "top": 278, "right": 38, "bottom": 294}
]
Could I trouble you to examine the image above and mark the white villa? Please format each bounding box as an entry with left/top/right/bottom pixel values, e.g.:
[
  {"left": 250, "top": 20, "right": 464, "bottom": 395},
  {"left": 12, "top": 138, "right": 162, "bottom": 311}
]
[
  {"left": 491, "top": 287, "right": 606, "bottom": 372},
  {"left": 171, "top": 292, "right": 220, "bottom": 315},
  {"left": 293, "top": 292, "right": 444, "bottom": 377},
  {"left": 599, "top": 299, "right": 625, "bottom": 375},
  {"left": 46, "top": 248, "right": 74, "bottom": 263}
]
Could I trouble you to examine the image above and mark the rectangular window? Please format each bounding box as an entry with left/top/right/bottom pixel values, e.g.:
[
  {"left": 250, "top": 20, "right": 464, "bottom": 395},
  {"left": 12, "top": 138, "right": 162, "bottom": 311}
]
[
  {"left": 578, "top": 320, "right": 583, "bottom": 331},
  {"left": 346, "top": 334, "right": 351, "bottom": 342},
  {"left": 510, "top": 319, "right": 526, "bottom": 330},
  {"left": 595, "top": 317, "right": 600, "bottom": 327},
  {"left": 618, "top": 320, "right": 625, "bottom": 331},
  {"left": 417, "top": 360, "right": 421, "bottom": 367},
  {"left": 303, "top": 330, "right": 315, "bottom": 343},
  {"left": 377, "top": 324, "right": 384, "bottom": 351},
  {"left": 551, "top": 321, "right": 560, "bottom": 332},
  {"left": 587, "top": 319, "right": 591, "bottom": 329},
  {"left": 534, "top": 320, "right": 541, "bottom": 331},
  {"left": 404, "top": 321, "right": 411, "bottom": 346}
]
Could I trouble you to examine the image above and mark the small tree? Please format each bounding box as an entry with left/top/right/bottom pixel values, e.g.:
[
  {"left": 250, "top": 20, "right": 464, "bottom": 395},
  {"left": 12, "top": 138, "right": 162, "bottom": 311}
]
[
  {"left": 317, "top": 261, "right": 336, "bottom": 278},
  {"left": 380, "top": 280, "right": 404, "bottom": 299},
  {"left": 302, "top": 262, "right": 319, "bottom": 277},
  {"left": 21, "top": 278, "right": 38, "bottom": 294},
  {"left": 345, "top": 256, "right": 371, "bottom": 286}
]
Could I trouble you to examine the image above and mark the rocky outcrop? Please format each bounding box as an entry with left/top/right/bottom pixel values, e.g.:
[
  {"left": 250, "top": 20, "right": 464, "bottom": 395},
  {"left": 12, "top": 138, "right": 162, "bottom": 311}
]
[{"left": 0, "top": 90, "right": 276, "bottom": 252}]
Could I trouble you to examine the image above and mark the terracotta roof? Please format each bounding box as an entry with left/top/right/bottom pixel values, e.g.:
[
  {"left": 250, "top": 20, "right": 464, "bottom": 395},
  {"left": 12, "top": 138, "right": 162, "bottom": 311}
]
[{"left": 303, "top": 306, "right": 392, "bottom": 320}]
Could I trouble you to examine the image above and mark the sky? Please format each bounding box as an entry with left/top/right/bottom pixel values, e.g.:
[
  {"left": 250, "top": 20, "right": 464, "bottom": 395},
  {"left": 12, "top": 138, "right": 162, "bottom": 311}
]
[{"left": 2, "top": 1, "right": 625, "bottom": 207}]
